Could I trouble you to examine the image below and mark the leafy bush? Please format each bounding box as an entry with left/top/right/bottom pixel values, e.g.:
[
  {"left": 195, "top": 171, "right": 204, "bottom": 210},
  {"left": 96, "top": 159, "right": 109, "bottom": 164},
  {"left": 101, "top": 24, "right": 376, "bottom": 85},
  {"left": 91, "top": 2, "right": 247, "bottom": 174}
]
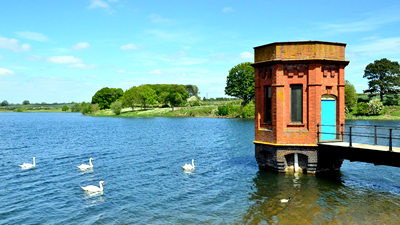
[
  {"left": 111, "top": 101, "right": 123, "bottom": 115},
  {"left": 15, "top": 107, "right": 25, "bottom": 112},
  {"left": 70, "top": 103, "right": 80, "bottom": 112},
  {"left": 242, "top": 101, "right": 255, "bottom": 118},
  {"left": 383, "top": 95, "right": 399, "bottom": 106},
  {"left": 356, "top": 102, "right": 369, "bottom": 116},
  {"left": 368, "top": 98, "right": 383, "bottom": 115},
  {"left": 217, "top": 105, "right": 229, "bottom": 116},
  {"left": 62, "top": 105, "right": 69, "bottom": 111},
  {"left": 190, "top": 100, "right": 200, "bottom": 107}
]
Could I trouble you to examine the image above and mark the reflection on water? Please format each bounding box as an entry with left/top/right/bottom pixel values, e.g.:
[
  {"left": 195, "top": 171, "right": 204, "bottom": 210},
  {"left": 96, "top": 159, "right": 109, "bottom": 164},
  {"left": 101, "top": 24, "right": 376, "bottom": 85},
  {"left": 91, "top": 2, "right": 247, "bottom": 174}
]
[
  {"left": 1, "top": 114, "right": 400, "bottom": 224},
  {"left": 242, "top": 168, "right": 400, "bottom": 224}
]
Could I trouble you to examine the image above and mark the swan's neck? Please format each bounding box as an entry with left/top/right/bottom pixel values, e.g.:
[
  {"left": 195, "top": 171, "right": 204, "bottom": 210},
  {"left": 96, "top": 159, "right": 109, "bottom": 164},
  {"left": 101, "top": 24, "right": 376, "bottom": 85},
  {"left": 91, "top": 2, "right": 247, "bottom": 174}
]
[
  {"left": 99, "top": 182, "right": 103, "bottom": 190},
  {"left": 89, "top": 159, "right": 92, "bottom": 166},
  {"left": 192, "top": 160, "right": 194, "bottom": 167},
  {"left": 33, "top": 158, "right": 35, "bottom": 166}
]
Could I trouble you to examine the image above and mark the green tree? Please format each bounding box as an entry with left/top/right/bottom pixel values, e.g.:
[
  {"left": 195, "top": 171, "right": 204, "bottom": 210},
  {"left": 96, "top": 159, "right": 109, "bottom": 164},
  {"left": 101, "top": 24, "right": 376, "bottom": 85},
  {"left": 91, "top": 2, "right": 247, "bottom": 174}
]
[
  {"left": 158, "top": 91, "right": 170, "bottom": 106},
  {"left": 80, "top": 102, "right": 92, "bottom": 115},
  {"left": 70, "top": 103, "right": 80, "bottom": 112},
  {"left": 122, "top": 86, "right": 140, "bottom": 111},
  {"left": 62, "top": 105, "right": 69, "bottom": 111},
  {"left": 169, "top": 92, "right": 183, "bottom": 107},
  {"left": 15, "top": 107, "right": 26, "bottom": 112},
  {"left": 1, "top": 100, "right": 8, "bottom": 106},
  {"left": 363, "top": 58, "right": 400, "bottom": 102},
  {"left": 137, "top": 85, "right": 157, "bottom": 109},
  {"left": 345, "top": 80, "right": 357, "bottom": 111},
  {"left": 111, "top": 101, "right": 123, "bottom": 115},
  {"left": 185, "top": 84, "right": 200, "bottom": 97},
  {"left": 225, "top": 62, "right": 255, "bottom": 105},
  {"left": 91, "top": 104, "right": 100, "bottom": 115},
  {"left": 22, "top": 100, "right": 30, "bottom": 105},
  {"left": 91, "top": 87, "right": 124, "bottom": 109}
]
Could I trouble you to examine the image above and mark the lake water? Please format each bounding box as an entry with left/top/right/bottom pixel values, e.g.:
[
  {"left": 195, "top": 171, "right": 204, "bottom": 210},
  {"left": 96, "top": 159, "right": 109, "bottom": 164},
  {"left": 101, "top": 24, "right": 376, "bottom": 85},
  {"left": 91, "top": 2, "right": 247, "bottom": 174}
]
[{"left": 1, "top": 113, "right": 400, "bottom": 224}]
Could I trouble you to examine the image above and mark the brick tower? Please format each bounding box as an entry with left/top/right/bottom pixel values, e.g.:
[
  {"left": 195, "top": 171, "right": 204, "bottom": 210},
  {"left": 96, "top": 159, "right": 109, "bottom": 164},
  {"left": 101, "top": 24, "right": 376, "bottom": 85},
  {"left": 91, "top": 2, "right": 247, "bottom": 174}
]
[{"left": 252, "top": 41, "right": 349, "bottom": 173}]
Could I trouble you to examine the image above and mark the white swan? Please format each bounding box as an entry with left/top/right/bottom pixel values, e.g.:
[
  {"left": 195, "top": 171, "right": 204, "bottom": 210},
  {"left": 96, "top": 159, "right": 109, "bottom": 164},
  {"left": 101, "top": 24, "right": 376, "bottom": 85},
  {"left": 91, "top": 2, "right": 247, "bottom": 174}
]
[
  {"left": 77, "top": 158, "right": 93, "bottom": 170},
  {"left": 182, "top": 159, "right": 195, "bottom": 170},
  {"left": 19, "top": 157, "right": 35, "bottom": 169},
  {"left": 280, "top": 197, "right": 291, "bottom": 203},
  {"left": 81, "top": 181, "right": 105, "bottom": 192}
]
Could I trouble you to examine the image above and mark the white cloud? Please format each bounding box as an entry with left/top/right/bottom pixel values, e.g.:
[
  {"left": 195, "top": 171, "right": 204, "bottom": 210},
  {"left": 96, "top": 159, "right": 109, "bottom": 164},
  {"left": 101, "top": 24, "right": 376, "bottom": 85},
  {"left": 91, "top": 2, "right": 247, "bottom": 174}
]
[
  {"left": 0, "top": 54, "right": 4, "bottom": 60},
  {"left": 88, "top": 0, "right": 109, "bottom": 8},
  {"left": 47, "top": 56, "right": 83, "bottom": 64},
  {"left": 27, "top": 55, "right": 43, "bottom": 61},
  {"left": 68, "top": 63, "right": 98, "bottom": 69},
  {"left": 117, "top": 69, "right": 127, "bottom": 74},
  {"left": 222, "top": 7, "right": 234, "bottom": 13},
  {"left": 120, "top": 44, "right": 138, "bottom": 50},
  {"left": 0, "top": 36, "right": 31, "bottom": 52},
  {"left": 16, "top": 31, "right": 49, "bottom": 42},
  {"left": 240, "top": 51, "right": 253, "bottom": 59},
  {"left": 71, "top": 42, "right": 90, "bottom": 50},
  {"left": 88, "top": 75, "right": 98, "bottom": 79},
  {"left": 148, "top": 69, "right": 162, "bottom": 75},
  {"left": 0, "top": 68, "right": 15, "bottom": 75},
  {"left": 148, "top": 14, "right": 170, "bottom": 23},
  {"left": 88, "top": 0, "right": 116, "bottom": 14}
]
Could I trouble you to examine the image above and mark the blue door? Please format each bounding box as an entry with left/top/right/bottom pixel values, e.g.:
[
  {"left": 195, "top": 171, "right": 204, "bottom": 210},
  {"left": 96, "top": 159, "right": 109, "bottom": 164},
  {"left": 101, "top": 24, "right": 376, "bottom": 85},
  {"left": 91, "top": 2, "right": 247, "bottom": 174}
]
[{"left": 321, "top": 99, "right": 336, "bottom": 140}]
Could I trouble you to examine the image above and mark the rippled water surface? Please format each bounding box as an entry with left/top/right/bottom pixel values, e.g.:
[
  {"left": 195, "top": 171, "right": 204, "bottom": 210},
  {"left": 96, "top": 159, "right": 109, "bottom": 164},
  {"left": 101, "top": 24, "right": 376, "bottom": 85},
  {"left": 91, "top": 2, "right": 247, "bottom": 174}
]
[{"left": 1, "top": 113, "right": 400, "bottom": 224}]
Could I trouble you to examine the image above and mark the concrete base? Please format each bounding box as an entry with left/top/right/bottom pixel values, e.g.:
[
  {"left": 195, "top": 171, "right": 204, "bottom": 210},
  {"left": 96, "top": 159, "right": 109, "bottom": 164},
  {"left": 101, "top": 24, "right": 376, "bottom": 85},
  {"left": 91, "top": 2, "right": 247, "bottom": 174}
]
[{"left": 255, "top": 144, "right": 344, "bottom": 173}]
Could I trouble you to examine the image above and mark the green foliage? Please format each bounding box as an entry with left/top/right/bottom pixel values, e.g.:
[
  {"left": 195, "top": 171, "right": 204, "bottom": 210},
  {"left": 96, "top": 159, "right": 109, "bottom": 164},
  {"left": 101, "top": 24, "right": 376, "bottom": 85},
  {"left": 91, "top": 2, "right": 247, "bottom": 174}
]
[
  {"left": 91, "top": 104, "right": 100, "bottom": 115},
  {"left": 363, "top": 58, "right": 400, "bottom": 102},
  {"left": 217, "top": 105, "right": 229, "bottom": 116},
  {"left": 190, "top": 100, "right": 200, "bottom": 107},
  {"left": 169, "top": 92, "right": 183, "bottom": 107},
  {"left": 15, "top": 107, "right": 26, "bottom": 112},
  {"left": 225, "top": 62, "right": 255, "bottom": 105},
  {"left": 185, "top": 84, "right": 199, "bottom": 97},
  {"left": 137, "top": 85, "right": 157, "bottom": 109},
  {"left": 62, "top": 105, "right": 69, "bottom": 111},
  {"left": 383, "top": 94, "right": 399, "bottom": 106},
  {"left": 110, "top": 101, "right": 123, "bottom": 115},
  {"left": 345, "top": 80, "right": 357, "bottom": 111},
  {"left": 22, "top": 100, "right": 30, "bottom": 105},
  {"left": 242, "top": 101, "right": 255, "bottom": 118},
  {"left": 157, "top": 91, "right": 170, "bottom": 106},
  {"left": 1, "top": 100, "right": 8, "bottom": 106},
  {"left": 122, "top": 86, "right": 140, "bottom": 111},
  {"left": 70, "top": 103, "right": 80, "bottom": 112},
  {"left": 80, "top": 102, "right": 92, "bottom": 115},
  {"left": 356, "top": 102, "right": 369, "bottom": 116},
  {"left": 367, "top": 98, "right": 384, "bottom": 115},
  {"left": 91, "top": 87, "right": 124, "bottom": 109}
]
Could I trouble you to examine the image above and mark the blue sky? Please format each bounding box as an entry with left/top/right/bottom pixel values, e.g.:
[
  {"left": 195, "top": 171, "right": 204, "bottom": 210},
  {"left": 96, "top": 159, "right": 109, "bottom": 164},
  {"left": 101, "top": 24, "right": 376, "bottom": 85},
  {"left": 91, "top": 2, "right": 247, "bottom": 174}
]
[{"left": 1, "top": 0, "right": 400, "bottom": 104}]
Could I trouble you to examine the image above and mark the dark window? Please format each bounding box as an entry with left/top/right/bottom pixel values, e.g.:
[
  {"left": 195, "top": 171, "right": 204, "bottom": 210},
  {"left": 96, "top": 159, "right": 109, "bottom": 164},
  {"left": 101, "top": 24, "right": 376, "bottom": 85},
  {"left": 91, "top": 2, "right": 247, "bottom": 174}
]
[
  {"left": 265, "top": 86, "right": 271, "bottom": 123},
  {"left": 291, "top": 85, "right": 303, "bottom": 123}
]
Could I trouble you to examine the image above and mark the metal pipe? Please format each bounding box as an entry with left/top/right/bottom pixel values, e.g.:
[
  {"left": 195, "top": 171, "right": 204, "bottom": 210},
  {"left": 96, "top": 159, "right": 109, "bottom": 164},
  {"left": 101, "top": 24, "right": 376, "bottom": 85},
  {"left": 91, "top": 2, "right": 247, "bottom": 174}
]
[
  {"left": 389, "top": 129, "right": 393, "bottom": 152},
  {"left": 349, "top": 126, "right": 352, "bottom": 147}
]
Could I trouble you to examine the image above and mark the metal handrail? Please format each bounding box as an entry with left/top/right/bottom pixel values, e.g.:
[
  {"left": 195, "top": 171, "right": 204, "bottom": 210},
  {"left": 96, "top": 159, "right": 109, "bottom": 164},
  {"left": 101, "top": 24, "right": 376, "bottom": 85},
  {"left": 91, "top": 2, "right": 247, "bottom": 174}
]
[{"left": 317, "top": 124, "right": 400, "bottom": 151}]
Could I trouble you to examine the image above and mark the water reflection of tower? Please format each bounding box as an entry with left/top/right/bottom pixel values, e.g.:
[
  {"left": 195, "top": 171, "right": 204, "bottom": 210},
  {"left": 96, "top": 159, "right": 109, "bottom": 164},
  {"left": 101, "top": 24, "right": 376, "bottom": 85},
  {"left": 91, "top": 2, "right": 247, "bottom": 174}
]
[{"left": 240, "top": 171, "right": 346, "bottom": 224}]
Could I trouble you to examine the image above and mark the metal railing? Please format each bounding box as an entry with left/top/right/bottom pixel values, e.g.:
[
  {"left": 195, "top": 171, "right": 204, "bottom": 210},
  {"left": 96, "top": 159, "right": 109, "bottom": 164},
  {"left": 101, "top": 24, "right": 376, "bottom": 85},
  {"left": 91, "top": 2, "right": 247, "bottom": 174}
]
[{"left": 317, "top": 124, "right": 400, "bottom": 151}]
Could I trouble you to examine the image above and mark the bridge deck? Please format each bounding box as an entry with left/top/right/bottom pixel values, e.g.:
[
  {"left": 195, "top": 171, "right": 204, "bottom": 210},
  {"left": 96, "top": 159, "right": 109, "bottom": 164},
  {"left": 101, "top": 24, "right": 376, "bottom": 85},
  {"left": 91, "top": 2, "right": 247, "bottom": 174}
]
[{"left": 318, "top": 141, "right": 400, "bottom": 153}]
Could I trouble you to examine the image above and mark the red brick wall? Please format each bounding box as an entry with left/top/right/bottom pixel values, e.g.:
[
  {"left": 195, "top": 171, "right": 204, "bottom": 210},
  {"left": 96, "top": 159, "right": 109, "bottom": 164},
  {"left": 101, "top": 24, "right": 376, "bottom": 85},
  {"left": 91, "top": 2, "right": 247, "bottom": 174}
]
[{"left": 253, "top": 41, "right": 349, "bottom": 146}]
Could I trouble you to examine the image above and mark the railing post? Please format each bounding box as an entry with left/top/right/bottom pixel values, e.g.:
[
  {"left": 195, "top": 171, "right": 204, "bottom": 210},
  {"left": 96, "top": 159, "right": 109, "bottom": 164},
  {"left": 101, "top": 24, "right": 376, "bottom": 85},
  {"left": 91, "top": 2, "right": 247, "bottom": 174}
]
[
  {"left": 317, "top": 123, "right": 320, "bottom": 142},
  {"left": 374, "top": 125, "right": 377, "bottom": 145},
  {"left": 389, "top": 128, "right": 393, "bottom": 152},
  {"left": 341, "top": 123, "right": 344, "bottom": 141},
  {"left": 349, "top": 126, "right": 352, "bottom": 147}
]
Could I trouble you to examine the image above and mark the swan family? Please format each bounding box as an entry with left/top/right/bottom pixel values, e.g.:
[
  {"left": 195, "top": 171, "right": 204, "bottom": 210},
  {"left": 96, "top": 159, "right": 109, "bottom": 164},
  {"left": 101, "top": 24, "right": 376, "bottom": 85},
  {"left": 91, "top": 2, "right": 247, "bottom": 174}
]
[{"left": 19, "top": 157, "right": 197, "bottom": 193}]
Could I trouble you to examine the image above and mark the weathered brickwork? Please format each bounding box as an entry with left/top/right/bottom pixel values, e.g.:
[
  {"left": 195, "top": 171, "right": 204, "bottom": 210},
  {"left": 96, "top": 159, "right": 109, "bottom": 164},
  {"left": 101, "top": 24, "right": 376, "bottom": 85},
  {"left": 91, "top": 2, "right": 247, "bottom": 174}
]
[{"left": 252, "top": 41, "right": 349, "bottom": 173}]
